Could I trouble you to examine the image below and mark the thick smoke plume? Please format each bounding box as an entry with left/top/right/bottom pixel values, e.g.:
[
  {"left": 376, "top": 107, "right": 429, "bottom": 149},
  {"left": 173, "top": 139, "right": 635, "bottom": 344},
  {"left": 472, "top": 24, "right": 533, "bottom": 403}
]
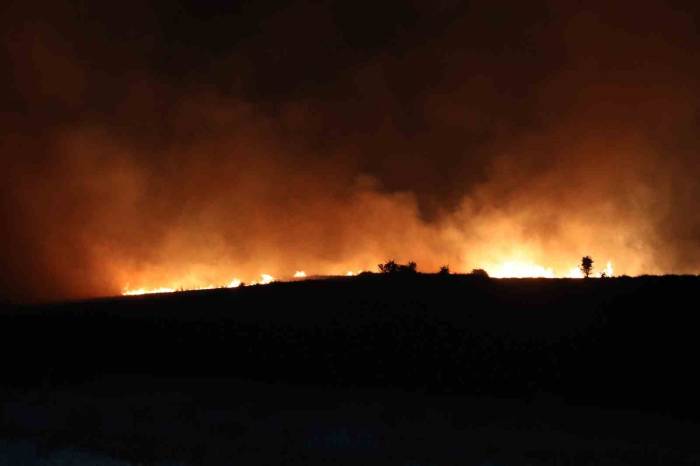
[{"left": 2, "top": 0, "right": 699, "bottom": 301}]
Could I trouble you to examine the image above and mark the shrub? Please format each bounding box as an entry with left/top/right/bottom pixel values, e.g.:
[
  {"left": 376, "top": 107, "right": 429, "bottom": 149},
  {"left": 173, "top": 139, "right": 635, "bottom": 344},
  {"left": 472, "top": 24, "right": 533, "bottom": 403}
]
[{"left": 378, "top": 260, "right": 418, "bottom": 274}]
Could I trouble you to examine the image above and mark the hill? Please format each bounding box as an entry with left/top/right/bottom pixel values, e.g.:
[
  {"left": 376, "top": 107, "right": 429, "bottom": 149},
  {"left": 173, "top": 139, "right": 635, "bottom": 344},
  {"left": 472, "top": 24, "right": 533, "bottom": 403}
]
[
  {"left": 2, "top": 274, "right": 699, "bottom": 412},
  {"left": 1, "top": 274, "right": 700, "bottom": 465}
]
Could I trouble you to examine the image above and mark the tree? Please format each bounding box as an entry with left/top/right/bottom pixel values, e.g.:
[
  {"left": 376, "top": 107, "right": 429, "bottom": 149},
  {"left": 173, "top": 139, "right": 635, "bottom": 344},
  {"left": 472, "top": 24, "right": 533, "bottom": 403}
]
[
  {"left": 580, "top": 256, "right": 594, "bottom": 278},
  {"left": 401, "top": 261, "right": 417, "bottom": 274},
  {"left": 378, "top": 260, "right": 417, "bottom": 274},
  {"left": 439, "top": 265, "right": 450, "bottom": 275},
  {"left": 378, "top": 260, "right": 399, "bottom": 273},
  {"left": 471, "top": 268, "right": 489, "bottom": 278}
]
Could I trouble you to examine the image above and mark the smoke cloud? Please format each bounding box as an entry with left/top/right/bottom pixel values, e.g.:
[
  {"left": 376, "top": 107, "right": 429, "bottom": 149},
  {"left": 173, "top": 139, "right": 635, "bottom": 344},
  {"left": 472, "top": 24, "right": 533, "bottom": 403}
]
[{"left": 2, "top": 0, "right": 699, "bottom": 301}]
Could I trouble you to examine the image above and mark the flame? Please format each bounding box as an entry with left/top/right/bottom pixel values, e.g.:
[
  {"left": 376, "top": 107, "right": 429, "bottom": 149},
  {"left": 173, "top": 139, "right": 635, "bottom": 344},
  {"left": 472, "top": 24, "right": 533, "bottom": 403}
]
[
  {"left": 122, "top": 284, "right": 219, "bottom": 296},
  {"left": 566, "top": 260, "right": 614, "bottom": 278},
  {"left": 487, "top": 258, "right": 615, "bottom": 278},
  {"left": 122, "top": 274, "right": 268, "bottom": 296},
  {"left": 488, "top": 261, "right": 555, "bottom": 278},
  {"left": 121, "top": 257, "right": 616, "bottom": 296},
  {"left": 603, "top": 261, "right": 614, "bottom": 277},
  {"left": 245, "top": 273, "right": 275, "bottom": 286},
  {"left": 123, "top": 287, "right": 176, "bottom": 296}
]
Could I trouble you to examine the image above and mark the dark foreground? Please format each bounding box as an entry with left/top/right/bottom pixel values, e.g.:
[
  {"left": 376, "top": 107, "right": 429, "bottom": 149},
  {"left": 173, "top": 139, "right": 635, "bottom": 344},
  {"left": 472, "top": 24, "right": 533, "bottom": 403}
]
[{"left": 1, "top": 275, "right": 699, "bottom": 464}]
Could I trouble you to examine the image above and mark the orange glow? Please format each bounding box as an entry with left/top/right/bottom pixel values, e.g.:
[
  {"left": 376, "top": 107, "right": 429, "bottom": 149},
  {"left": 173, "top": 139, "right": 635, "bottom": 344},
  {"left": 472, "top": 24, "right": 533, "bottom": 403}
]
[
  {"left": 5, "top": 0, "right": 697, "bottom": 305},
  {"left": 123, "top": 287, "right": 176, "bottom": 296},
  {"left": 120, "top": 257, "right": 617, "bottom": 294},
  {"left": 488, "top": 261, "right": 555, "bottom": 278},
  {"left": 604, "top": 261, "right": 614, "bottom": 277},
  {"left": 121, "top": 273, "right": 276, "bottom": 296},
  {"left": 483, "top": 255, "right": 615, "bottom": 279}
]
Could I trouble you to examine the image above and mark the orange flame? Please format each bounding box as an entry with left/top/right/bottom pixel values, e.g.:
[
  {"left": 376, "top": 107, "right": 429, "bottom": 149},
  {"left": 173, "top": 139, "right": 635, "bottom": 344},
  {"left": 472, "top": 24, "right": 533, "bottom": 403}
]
[{"left": 121, "top": 257, "right": 616, "bottom": 296}]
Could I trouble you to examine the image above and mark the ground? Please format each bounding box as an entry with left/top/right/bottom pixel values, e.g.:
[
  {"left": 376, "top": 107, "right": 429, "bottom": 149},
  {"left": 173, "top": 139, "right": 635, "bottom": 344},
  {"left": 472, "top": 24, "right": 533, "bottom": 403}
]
[{"left": 1, "top": 275, "right": 699, "bottom": 464}]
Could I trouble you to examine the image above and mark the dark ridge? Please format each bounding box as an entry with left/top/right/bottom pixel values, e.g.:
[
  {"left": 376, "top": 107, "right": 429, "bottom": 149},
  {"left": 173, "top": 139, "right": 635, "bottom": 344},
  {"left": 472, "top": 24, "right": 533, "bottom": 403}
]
[{"left": 2, "top": 274, "right": 699, "bottom": 419}]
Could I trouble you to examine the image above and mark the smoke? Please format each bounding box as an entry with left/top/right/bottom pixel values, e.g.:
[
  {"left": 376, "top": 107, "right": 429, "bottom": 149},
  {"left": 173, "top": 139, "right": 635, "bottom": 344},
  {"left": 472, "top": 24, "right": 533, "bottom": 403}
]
[{"left": 2, "top": 0, "right": 699, "bottom": 301}]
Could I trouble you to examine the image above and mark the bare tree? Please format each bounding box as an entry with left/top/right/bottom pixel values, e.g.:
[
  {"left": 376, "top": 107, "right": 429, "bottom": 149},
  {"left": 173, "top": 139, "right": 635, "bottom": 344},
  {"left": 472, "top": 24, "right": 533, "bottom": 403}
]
[
  {"left": 439, "top": 265, "right": 450, "bottom": 275},
  {"left": 580, "top": 256, "right": 594, "bottom": 278}
]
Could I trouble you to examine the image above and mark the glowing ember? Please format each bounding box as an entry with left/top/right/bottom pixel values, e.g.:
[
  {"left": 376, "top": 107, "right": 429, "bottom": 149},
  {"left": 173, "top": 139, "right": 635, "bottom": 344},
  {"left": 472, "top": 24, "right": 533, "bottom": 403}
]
[{"left": 293, "top": 271, "right": 307, "bottom": 278}]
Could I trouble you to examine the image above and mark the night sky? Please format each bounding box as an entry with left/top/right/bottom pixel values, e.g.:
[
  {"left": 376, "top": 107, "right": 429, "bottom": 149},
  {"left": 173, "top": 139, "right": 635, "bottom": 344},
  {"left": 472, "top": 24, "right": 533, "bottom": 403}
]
[{"left": 2, "top": 0, "right": 700, "bottom": 301}]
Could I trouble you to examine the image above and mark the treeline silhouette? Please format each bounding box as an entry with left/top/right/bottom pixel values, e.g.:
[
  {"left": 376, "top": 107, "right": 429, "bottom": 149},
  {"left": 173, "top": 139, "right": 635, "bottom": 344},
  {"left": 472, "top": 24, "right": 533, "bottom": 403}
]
[
  {"left": 377, "top": 260, "right": 490, "bottom": 278},
  {"left": 377, "top": 255, "right": 603, "bottom": 278}
]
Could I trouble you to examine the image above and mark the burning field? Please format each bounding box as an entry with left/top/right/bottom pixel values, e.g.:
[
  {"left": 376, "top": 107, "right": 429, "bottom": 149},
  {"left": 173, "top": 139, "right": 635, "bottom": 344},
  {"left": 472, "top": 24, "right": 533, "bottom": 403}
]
[
  {"left": 4, "top": 3, "right": 700, "bottom": 464},
  {"left": 2, "top": 1, "right": 700, "bottom": 303}
]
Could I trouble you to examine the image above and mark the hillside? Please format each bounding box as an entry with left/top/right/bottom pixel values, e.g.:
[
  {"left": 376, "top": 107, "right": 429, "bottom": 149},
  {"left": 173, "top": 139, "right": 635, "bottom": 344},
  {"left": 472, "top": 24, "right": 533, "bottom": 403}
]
[
  {"left": 2, "top": 275, "right": 699, "bottom": 413},
  {"left": 2, "top": 275, "right": 700, "bottom": 465}
]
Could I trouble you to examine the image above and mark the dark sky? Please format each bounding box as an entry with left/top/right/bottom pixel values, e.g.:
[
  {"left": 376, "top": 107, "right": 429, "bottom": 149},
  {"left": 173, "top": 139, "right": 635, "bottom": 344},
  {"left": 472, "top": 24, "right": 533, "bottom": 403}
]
[{"left": 2, "top": 0, "right": 700, "bottom": 301}]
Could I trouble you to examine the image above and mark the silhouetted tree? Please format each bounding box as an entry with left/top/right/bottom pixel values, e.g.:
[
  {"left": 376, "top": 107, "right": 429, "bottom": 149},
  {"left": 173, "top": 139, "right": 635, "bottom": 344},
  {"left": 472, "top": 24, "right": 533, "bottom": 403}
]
[
  {"left": 378, "top": 260, "right": 399, "bottom": 273},
  {"left": 400, "top": 261, "right": 418, "bottom": 274},
  {"left": 378, "top": 260, "right": 417, "bottom": 274},
  {"left": 471, "top": 268, "right": 489, "bottom": 278},
  {"left": 439, "top": 265, "right": 450, "bottom": 275},
  {"left": 580, "top": 256, "right": 594, "bottom": 278}
]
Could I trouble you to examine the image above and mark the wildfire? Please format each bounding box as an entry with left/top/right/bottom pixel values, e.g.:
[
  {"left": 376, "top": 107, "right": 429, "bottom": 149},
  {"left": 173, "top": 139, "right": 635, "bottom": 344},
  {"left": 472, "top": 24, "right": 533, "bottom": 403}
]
[
  {"left": 122, "top": 284, "right": 217, "bottom": 296},
  {"left": 603, "top": 261, "right": 614, "bottom": 277},
  {"left": 488, "top": 259, "right": 614, "bottom": 278},
  {"left": 121, "top": 259, "right": 616, "bottom": 296},
  {"left": 122, "top": 273, "right": 272, "bottom": 296},
  {"left": 122, "top": 287, "right": 176, "bottom": 296},
  {"left": 488, "top": 261, "right": 555, "bottom": 278}
]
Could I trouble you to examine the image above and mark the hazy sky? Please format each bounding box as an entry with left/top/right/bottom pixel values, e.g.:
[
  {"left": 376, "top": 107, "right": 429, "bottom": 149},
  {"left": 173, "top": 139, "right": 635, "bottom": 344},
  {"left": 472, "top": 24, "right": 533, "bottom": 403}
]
[{"left": 2, "top": 0, "right": 700, "bottom": 301}]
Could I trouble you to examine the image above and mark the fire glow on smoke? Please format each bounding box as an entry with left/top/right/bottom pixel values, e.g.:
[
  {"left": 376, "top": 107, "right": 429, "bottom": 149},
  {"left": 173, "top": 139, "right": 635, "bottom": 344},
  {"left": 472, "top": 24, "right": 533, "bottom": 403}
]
[{"left": 121, "top": 260, "right": 615, "bottom": 296}]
